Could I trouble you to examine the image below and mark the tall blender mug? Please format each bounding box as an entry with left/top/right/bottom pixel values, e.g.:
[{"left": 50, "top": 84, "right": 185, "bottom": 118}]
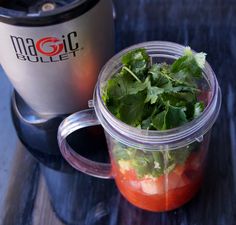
[{"left": 0, "top": 0, "right": 114, "bottom": 116}]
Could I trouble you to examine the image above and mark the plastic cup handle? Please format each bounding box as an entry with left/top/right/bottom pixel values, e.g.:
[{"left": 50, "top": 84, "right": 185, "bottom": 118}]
[{"left": 57, "top": 109, "right": 112, "bottom": 179}]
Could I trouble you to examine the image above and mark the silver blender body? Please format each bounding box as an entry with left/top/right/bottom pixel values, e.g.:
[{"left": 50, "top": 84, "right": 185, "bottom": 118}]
[
  {"left": 0, "top": 0, "right": 114, "bottom": 159},
  {"left": 0, "top": 0, "right": 114, "bottom": 117}
]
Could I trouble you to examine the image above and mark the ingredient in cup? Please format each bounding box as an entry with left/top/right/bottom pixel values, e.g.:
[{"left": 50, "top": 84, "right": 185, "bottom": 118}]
[
  {"left": 112, "top": 142, "right": 199, "bottom": 179},
  {"left": 102, "top": 47, "right": 206, "bottom": 130},
  {"left": 102, "top": 47, "right": 208, "bottom": 211}
]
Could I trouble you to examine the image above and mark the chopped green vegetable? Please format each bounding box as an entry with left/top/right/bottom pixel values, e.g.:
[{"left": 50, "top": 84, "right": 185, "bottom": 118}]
[
  {"left": 119, "top": 92, "right": 146, "bottom": 126},
  {"left": 121, "top": 48, "right": 150, "bottom": 81},
  {"left": 104, "top": 47, "right": 206, "bottom": 178},
  {"left": 112, "top": 142, "right": 197, "bottom": 178}
]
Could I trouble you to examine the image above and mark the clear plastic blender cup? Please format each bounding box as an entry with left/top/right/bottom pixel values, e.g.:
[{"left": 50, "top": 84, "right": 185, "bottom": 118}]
[{"left": 57, "top": 41, "right": 221, "bottom": 212}]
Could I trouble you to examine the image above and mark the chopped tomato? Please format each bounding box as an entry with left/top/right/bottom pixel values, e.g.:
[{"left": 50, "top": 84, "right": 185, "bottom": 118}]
[
  {"left": 140, "top": 176, "right": 165, "bottom": 195},
  {"left": 166, "top": 169, "right": 188, "bottom": 190},
  {"left": 112, "top": 159, "right": 203, "bottom": 212},
  {"left": 122, "top": 169, "right": 137, "bottom": 181},
  {"left": 174, "top": 164, "right": 185, "bottom": 176}
]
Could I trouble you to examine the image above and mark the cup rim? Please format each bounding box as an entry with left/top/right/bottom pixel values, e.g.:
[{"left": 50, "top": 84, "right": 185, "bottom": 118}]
[{"left": 94, "top": 41, "right": 221, "bottom": 150}]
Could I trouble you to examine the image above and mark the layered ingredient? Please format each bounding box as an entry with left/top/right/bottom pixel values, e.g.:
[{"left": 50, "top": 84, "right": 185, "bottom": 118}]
[{"left": 102, "top": 47, "right": 209, "bottom": 211}]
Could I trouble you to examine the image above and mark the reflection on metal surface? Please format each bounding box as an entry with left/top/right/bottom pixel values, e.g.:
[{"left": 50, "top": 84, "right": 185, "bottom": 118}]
[{"left": 12, "top": 92, "right": 53, "bottom": 125}]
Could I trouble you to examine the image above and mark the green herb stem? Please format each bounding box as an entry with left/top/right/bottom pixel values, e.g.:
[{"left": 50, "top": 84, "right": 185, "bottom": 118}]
[
  {"left": 123, "top": 66, "right": 142, "bottom": 83},
  {"left": 160, "top": 71, "right": 185, "bottom": 85},
  {"left": 160, "top": 71, "right": 199, "bottom": 91}
]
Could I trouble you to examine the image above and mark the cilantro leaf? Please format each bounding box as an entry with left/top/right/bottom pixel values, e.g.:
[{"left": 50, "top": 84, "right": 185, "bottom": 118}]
[
  {"left": 131, "top": 152, "right": 154, "bottom": 178},
  {"left": 145, "top": 86, "right": 165, "bottom": 104},
  {"left": 185, "top": 47, "right": 206, "bottom": 69},
  {"left": 119, "top": 92, "right": 146, "bottom": 126},
  {"left": 161, "top": 92, "right": 197, "bottom": 107},
  {"left": 152, "top": 104, "right": 188, "bottom": 130},
  {"left": 104, "top": 74, "right": 128, "bottom": 100},
  {"left": 103, "top": 73, "right": 147, "bottom": 116},
  {"left": 122, "top": 48, "right": 150, "bottom": 81},
  {"left": 171, "top": 47, "right": 206, "bottom": 80},
  {"left": 126, "top": 80, "right": 147, "bottom": 95},
  {"left": 165, "top": 104, "right": 188, "bottom": 129},
  {"left": 151, "top": 151, "right": 165, "bottom": 177},
  {"left": 148, "top": 64, "right": 161, "bottom": 81},
  {"left": 149, "top": 63, "right": 173, "bottom": 88},
  {"left": 152, "top": 110, "right": 167, "bottom": 130},
  {"left": 141, "top": 116, "right": 152, "bottom": 130}
]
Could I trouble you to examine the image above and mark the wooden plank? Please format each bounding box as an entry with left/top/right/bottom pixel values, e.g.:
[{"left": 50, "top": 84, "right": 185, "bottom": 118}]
[
  {"left": 1, "top": 142, "right": 39, "bottom": 225},
  {"left": 0, "top": 66, "right": 18, "bottom": 217},
  {"left": 32, "top": 175, "right": 65, "bottom": 225}
]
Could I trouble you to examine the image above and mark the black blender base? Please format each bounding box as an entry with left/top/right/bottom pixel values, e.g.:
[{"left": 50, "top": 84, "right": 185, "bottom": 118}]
[
  {"left": 11, "top": 90, "right": 116, "bottom": 224},
  {"left": 11, "top": 90, "right": 110, "bottom": 170},
  {"left": 41, "top": 164, "right": 117, "bottom": 225}
]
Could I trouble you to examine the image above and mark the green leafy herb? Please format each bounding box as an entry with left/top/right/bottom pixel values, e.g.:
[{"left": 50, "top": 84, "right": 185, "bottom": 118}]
[
  {"left": 103, "top": 47, "right": 207, "bottom": 178},
  {"left": 113, "top": 142, "right": 197, "bottom": 178},
  {"left": 121, "top": 48, "right": 150, "bottom": 81},
  {"left": 119, "top": 92, "right": 146, "bottom": 126}
]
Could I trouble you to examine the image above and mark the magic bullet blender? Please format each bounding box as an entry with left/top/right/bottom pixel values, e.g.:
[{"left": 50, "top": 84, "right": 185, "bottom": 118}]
[{"left": 0, "top": 1, "right": 115, "bottom": 223}]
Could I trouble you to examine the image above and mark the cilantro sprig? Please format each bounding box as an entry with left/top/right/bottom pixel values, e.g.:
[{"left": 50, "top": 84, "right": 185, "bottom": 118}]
[
  {"left": 102, "top": 47, "right": 207, "bottom": 178},
  {"left": 103, "top": 47, "right": 206, "bottom": 130}
]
